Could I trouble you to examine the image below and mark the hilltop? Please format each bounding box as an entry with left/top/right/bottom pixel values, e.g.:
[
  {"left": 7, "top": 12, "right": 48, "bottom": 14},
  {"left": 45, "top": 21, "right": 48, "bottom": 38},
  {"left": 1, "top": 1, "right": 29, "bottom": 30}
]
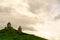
[{"left": 0, "top": 22, "right": 47, "bottom": 40}]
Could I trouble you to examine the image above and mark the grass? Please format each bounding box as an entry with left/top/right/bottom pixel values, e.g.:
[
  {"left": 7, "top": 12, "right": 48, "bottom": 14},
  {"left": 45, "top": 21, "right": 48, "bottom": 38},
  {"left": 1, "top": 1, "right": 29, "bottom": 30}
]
[{"left": 0, "top": 27, "right": 47, "bottom": 40}]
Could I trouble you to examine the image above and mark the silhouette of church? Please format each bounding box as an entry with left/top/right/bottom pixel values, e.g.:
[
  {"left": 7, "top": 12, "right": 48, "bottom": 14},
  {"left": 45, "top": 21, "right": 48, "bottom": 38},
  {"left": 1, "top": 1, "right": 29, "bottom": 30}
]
[
  {"left": 5, "top": 22, "right": 22, "bottom": 33},
  {"left": 6, "top": 22, "right": 13, "bottom": 29}
]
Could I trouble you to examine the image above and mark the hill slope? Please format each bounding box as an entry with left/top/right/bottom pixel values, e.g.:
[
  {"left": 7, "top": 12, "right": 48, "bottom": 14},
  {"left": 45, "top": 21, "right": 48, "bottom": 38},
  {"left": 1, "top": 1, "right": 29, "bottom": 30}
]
[{"left": 0, "top": 28, "right": 47, "bottom": 40}]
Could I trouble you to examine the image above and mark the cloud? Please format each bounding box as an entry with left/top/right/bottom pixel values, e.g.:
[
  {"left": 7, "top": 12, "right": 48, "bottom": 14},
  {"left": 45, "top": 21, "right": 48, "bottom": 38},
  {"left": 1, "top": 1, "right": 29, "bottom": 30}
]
[
  {"left": 54, "top": 14, "right": 60, "bottom": 20},
  {"left": 27, "top": 0, "right": 60, "bottom": 15},
  {"left": 27, "top": 0, "right": 41, "bottom": 13},
  {"left": 0, "top": 1, "right": 39, "bottom": 31},
  {"left": 0, "top": 6, "right": 14, "bottom": 16},
  {"left": 22, "top": 25, "right": 36, "bottom": 31}
]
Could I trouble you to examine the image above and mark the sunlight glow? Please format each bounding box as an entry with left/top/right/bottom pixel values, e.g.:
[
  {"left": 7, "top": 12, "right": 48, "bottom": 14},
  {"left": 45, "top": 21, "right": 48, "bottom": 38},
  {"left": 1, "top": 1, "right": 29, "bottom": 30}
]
[{"left": 43, "top": 32, "right": 52, "bottom": 39}]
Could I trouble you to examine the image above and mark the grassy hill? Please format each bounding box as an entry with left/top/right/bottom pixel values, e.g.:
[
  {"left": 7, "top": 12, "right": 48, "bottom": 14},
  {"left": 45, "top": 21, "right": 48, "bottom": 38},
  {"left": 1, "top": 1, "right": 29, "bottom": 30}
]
[
  {"left": 0, "top": 22, "right": 47, "bottom": 40},
  {"left": 0, "top": 28, "right": 47, "bottom": 40}
]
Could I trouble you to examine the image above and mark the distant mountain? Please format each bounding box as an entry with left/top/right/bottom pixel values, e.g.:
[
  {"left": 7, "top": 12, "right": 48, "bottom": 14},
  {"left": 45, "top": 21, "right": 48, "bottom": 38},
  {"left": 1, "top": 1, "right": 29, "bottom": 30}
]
[{"left": 0, "top": 22, "right": 47, "bottom": 40}]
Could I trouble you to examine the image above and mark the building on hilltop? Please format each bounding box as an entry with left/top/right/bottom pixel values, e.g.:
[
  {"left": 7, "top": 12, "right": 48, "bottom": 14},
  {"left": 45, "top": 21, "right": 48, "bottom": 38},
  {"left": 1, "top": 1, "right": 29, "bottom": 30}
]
[
  {"left": 5, "top": 22, "right": 13, "bottom": 29},
  {"left": 18, "top": 26, "right": 22, "bottom": 33},
  {"left": 5, "top": 22, "right": 22, "bottom": 33}
]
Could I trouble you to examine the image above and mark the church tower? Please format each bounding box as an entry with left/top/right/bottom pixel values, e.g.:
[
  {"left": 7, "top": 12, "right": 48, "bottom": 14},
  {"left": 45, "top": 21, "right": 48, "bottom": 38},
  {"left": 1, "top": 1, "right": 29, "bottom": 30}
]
[
  {"left": 7, "top": 22, "right": 11, "bottom": 27},
  {"left": 18, "top": 26, "right": 22, "bottom": 33},
  {"left": 5, "top": 22, "right": 13, "bottom": 29}
]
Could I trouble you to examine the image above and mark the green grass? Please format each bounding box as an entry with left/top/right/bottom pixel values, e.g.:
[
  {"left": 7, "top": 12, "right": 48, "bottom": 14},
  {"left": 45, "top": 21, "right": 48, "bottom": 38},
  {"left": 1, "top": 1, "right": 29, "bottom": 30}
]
[{"left": 0, "top": 28, "right": 47, "bottom": 40}]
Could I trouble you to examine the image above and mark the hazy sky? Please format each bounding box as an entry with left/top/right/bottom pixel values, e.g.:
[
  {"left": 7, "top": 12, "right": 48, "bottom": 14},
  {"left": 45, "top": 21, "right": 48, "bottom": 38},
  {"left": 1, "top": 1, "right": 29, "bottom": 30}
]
[{"left": 0, "top": 0, "right": 60, "bottom": 40}]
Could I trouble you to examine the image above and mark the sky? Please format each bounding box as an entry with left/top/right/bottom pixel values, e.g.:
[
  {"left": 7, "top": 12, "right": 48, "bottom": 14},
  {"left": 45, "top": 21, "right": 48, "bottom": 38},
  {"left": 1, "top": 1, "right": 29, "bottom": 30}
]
[{"left": 0, "top": 0, "right": 60, "bottom": 40}]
